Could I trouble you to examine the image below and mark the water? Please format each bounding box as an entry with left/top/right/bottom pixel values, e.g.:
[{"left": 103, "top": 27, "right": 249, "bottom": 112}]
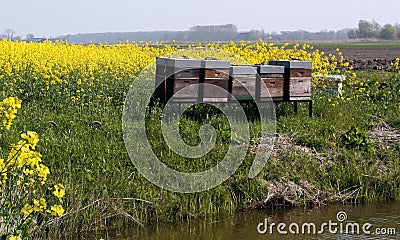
[{"left": 102, "top": 202, "right": 400, "bottom": 240}]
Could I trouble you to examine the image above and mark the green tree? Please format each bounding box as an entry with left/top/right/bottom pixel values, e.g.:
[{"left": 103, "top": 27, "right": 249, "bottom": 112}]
[
  {"left": 357, "top": 20, "right": 380, "bottom": 38},
  {"left": 347, "top": 29, "right": 358, "bottom": 39},
  {"left": 380, "top": 24, "right": 397, "bottom": 40},
  {"left": 371, "top": 20, "right": 382, "bottom": 36}
]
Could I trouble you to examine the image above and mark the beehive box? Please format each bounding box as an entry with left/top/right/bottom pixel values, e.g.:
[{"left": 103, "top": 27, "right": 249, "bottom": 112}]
[
  {"left": 256, "top": 65, "right": 285, "bottom": 101},
  {"left": 315, "top": 74, "right": 345, "bottom": 95},
  {"left": 269, "top": 60, "right": 312, "bottom": 100},
  {"left": 156, "top": 57, "right": 202, "bottom": 103},
  {"left": 230, "top": 66, "right": 257, "bottom": 101},
  {"left": 201, "top": 59, "right": 230, "bottom": 102}
]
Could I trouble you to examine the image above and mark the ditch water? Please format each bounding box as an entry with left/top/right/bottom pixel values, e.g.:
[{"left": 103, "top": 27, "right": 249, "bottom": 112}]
[{"left": 103, "top": 202, "right": 399, "bottom": 240}]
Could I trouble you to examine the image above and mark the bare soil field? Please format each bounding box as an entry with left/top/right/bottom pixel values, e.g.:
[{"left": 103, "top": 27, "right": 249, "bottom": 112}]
[{"left": 318, "top": 46, "right": 400, "bottom": 71}]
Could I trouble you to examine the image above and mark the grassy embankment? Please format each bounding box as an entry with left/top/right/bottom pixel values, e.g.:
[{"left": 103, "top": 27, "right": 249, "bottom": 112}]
[
  {"left": 1, "top": 40, "right": 399, "bottom": 238},
  {"left": 3, "top": 70, "right": 400, "bottom": 238}
]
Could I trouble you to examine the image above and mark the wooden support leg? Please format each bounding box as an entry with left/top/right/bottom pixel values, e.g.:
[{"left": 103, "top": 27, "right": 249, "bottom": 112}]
[
  {"left": 308, "top": 101, "right": 313, "bottom": 117},
  {"left": 294, "top": 101, "right": 298, "bottom": 114}
]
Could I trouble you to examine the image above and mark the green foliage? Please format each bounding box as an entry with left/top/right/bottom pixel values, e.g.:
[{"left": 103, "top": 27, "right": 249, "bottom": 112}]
[
  {"left": 340, "top": 126, "right": 374, "bottom": 151},
  {"left": 0, "top": 98, "right": 65, "bottom": 240},
  {"left": 357, "top": 20, "right": 381, "bottom": 38},
  {"left": 353, "top": 20, "right": 398, "bottom": 40},
  {"left": 380, "top": 24, "right": 397, "bottom": 40}
]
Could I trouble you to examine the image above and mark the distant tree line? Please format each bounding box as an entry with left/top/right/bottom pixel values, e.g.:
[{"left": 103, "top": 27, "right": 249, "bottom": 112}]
[
  {"left": 269, "top": 29, "right": 351, "bottom": 41},
  {"left": 186, "top": 24, "right": 238, "bottom": 41},
  {"left": 55, "top": 24, "right": 354, "bottom": 44},
  {"left": 9, "top": 22, "right": 399, "bottom": 44},
  {"left": 189, "top": 24, "right": 238, "bottom": 33},
  {"left": 348, "top": 20, "right": 400, "bottom": 40}
]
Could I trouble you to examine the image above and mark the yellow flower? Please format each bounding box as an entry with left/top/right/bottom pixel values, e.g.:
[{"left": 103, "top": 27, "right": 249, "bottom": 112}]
[
  {"left": 0, "top": 97, "right": 22, "bottom": 130},
  {"left": 1, "top": 173, "right": 7, "bottom": 184},
  {"left": 37, "top": 164, "right": 50, "bottom": 183},
  {"left": 33, "top": 198, "right": 47, "bottom": 212},
  {"left": 9, "top": 236, "right": 22, "bottom": 240},
  {"left": 50, "top": 205, "right": 64, "bottom": 216},
  {"left": 21, "top": 131, "right": 39, "bottom": 148},
  {"left": 21, "top": 203, "right": 33, "bottom": 217},
  {"left": 53, "top": 183, "right": 65, "bottom": 198}
]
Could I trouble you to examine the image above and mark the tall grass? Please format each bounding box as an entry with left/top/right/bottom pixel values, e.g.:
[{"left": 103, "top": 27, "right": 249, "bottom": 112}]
[{"left": 1, "top": 71, "right": 400, "bottom": 238}]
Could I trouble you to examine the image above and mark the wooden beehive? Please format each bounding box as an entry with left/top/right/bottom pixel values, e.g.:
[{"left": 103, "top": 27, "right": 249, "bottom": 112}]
[
  {"left": 256, "top": 65, "right": 285, "bottom": 101},
  {"left": 201, "top": 59, "right": 230, "bottom": 102},
  {"left": 230, "top": 66, "right": 257, "bottom": 101},
  {"left": 269, "top": 60, "right": 312, "bottom": 100},
  {"left": 155, "top": 57, "right": 202, "bottom": 103},
  {"left": 315, "top": 74, "right": 345, "bottom": 95}
]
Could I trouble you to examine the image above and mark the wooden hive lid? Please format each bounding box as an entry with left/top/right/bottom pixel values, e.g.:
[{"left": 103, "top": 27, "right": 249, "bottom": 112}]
[
  {"left": 257, "top": 65, "right": 285, "bottom": 74},
  {"left": 269, "top": 60, "right": 312, "bottom": 69},
  {"left": 201, "top": 59, "right": 230, "bottom": 69},
  {"left": 160, "top": 57, "right": 202, "bottom": 69},
  {"left": 230, "top": 65, "right": 257, "bottom": 75}
]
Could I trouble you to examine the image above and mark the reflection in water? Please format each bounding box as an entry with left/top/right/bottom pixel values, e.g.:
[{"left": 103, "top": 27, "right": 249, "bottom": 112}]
[{"left": 100, "top": 202, "right": 399, "bottom": 240}]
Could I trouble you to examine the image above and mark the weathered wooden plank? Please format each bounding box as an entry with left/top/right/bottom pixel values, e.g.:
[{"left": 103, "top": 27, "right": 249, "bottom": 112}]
[
  {"left": 202, "top": 80, "right": 229, "bottom": 102},
  {"left": 233, "top": 74, "right": 257, "bottom": 79},
  {"left": 165, "top": 58, "right": 202, "bottom": 69},
  {"left": 289, "top": 77, "right": 312, "bottom": 97},
  {"left": 173, "top": 79, "right": 199, "bottom": 99},
  {"left": 203, "top": 80, "right": 229, "bottom": 92},
  {"left": 231, "top": 76, "right": 256, "bottom": 97},
  {"left": 269, "top": 60, "right": 312, "bottom": 69},
  {"left": 260, "top": 73, "right": 285, "bottom": 79},
  {"left": 201, "top": 59, "right": 230, "bottom": 69},
  {"left": 205, "top": 69, "right": 229, "bottom": 79},
  {"left": 156, "top": 57, "right": 168, "bottom": 65},
  {"left": 231, "top": 66, "right": 257, "bottom": 99},
  {"left": 261, "top": 79, "right": 284, "bottom": 98},
  {"left": 289, "top": 69, "right": 312, "bottom": 78},
  {"left": 171, "top": 69, "right": 200, "bottom": 79},
  {"left": 257, "top": 65, "right": 285, "bottom": 74},
  {"left": 230, "top": 66, "right": 257, "bottom": 75},
  {"left": 156, "top": 65, "right": 166, "bottom": 75}
]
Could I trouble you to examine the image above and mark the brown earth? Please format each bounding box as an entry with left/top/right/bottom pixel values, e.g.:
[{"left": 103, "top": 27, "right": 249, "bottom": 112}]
[
  {"left": 317, "top": 47, "right": 400, "bottom": 71},
  {"left": 368, "top": 123, "right": 400, "bottom": 147}
]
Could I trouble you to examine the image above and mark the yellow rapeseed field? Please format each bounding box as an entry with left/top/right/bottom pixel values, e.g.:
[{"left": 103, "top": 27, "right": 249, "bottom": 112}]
[{"left": 0, "top": 39, "right": 353, "bottom": 107}]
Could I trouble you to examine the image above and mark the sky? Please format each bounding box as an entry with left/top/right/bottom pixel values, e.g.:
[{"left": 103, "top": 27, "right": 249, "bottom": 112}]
[{"left": 0, "top": 0, "right": 399, "bottom": 37}]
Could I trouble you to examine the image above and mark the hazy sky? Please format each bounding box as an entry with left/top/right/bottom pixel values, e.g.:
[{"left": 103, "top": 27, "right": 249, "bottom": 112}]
[{"left": 1, "top": 0, "right": 399, "bottom": 37}]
